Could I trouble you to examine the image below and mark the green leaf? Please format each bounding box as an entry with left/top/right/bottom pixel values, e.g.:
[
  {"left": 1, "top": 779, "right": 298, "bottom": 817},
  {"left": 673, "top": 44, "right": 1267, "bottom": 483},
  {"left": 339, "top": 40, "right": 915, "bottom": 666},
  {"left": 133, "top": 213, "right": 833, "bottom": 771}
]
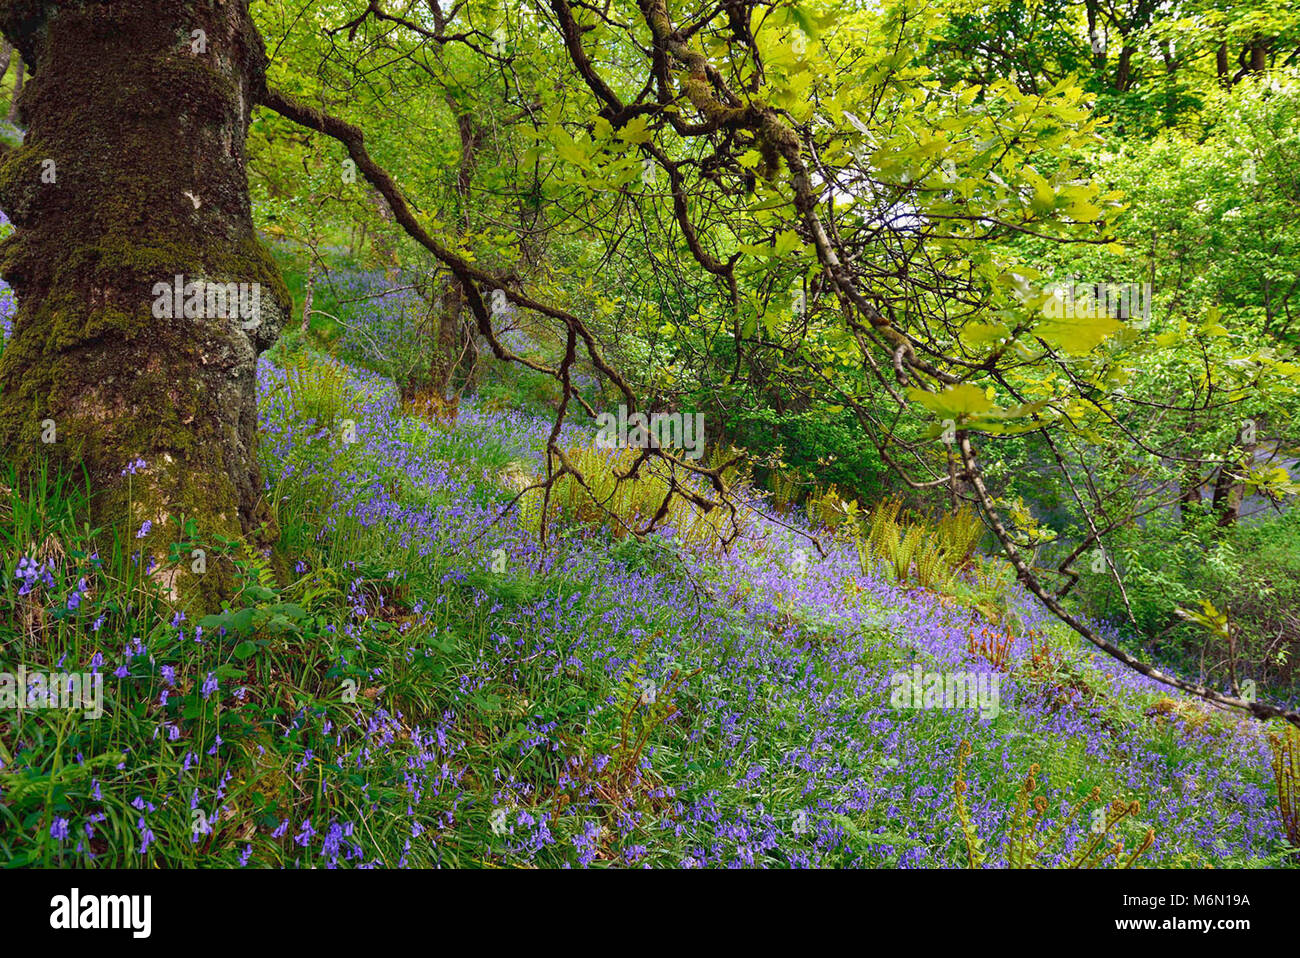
[
  {"left": 773, "top": 229, "right": 804, "bottom": 257},
  {"left": 960, "top": 322, "right": 1010, "bottom": 350},
  {"left": 1036, "top": 312, "right": 1122, "bottom": 355},
  {"left": 617, "top": 115, "right": 652, "bottom": 145},
  {"left": 907, "top": 383, "right": 996, "bottom": 418},
  {"left": 1021, "top": 166, "right": 1055, "bottom": 212}
]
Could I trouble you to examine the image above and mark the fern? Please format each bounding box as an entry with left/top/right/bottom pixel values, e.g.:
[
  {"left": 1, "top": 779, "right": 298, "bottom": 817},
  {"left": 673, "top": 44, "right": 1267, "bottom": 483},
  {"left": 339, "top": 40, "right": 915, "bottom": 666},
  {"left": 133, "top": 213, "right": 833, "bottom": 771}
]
[
  {"left": 1270, "top": 724, "right": 1300, "bottom": 847},
  {"left": 915, "top": 538, "right": 956, "bottom": 591},
  {"left": 769, "top": 468, "right": 804, "bottom": 512},
  {"left": 935, "top": 505, "right": 983, "bottom": 568},
  {"left": 954, "top": 741, "right": 1156, "bottom": 869},
  {"left": 895, "top": 524, "right": 924, "bottom": 581}
]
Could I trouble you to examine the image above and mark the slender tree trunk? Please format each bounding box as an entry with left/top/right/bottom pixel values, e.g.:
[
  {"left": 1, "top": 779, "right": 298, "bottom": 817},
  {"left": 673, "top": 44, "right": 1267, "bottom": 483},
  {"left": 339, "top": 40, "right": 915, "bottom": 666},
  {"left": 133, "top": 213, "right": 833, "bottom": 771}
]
[
  {"left": 370, "top": 188, "right": 400, "bottom": 278},
  {"left": 422, "top": 97, "right": 480, "bottom": 401},
  {"left": 0, "top": 0, "right": 289, "bottom": 606},
  {"left": 301, "top": 260, "right": 316, "bottom": 335},
  {"left": 6, "top": 52, "right": 20, "bottom": 123},
  {"left": 1212, "top": 424, "right": 1256, "bottom": 528},
  {"left": 1086, "top": 0, "right": 1105, "bottom": 73},
  {"left": 1179, "top": 467, "right": 1203, "bottom": 524},
  {"left": 429, "top": 279, "right": 463, "bottom": 399},
  {"left": 1250, "top": 37, "right": 1268, "bottom": 74},
  {"left": 1115, "top": 45, "right": 1134, "bottom": 91}
]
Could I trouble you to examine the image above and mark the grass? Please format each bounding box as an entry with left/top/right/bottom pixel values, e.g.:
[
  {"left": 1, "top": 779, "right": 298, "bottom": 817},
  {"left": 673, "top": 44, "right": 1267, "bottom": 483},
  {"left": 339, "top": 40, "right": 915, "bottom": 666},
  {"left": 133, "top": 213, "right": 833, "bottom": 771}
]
[{"left": 0, "top": 346, "right": 1296, "bottom": 868}]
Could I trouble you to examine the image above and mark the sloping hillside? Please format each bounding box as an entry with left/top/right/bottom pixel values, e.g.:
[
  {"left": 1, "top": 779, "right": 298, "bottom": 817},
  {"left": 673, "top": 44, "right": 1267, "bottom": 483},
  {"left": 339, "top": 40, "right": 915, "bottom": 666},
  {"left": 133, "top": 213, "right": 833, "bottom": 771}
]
[{"left": 6, "top": 346, "right": 1291, "bottom": 868}]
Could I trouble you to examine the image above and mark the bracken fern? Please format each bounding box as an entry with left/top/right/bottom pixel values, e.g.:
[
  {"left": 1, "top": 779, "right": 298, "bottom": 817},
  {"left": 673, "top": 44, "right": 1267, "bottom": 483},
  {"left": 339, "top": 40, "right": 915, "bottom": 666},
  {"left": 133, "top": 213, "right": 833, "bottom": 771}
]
[{"left": 1269, "top": 724, "right": 1300, "bottom": 846}]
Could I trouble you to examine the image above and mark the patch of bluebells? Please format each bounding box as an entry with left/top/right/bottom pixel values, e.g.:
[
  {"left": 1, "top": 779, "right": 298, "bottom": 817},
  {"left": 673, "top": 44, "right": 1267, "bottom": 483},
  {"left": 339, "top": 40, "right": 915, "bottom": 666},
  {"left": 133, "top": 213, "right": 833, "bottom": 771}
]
[
  {"left": 0, "top": 278, "right": 14, "bottom": 345},
  {"left": 259, "top": 342, "right": 1293, "bottom": 868},
  {"left": 7, "top": 310, "right": 1288, "bottom": 869},
  {"left": 15, "top": 555, "right": 55, "bottom": 596}
]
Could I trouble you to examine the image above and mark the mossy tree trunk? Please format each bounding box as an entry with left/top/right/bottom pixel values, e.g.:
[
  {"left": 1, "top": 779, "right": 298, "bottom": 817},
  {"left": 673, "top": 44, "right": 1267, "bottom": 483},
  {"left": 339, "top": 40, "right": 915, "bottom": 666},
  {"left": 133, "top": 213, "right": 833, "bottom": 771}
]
[
  {"left": 428, "top": 278, "right": 464, "bottom": 400},
  {"left": 0, "top": 0, "right": 289, "bottom": 605},
  {"left": 6, "top": 51, "right": 19, "bottom": 123}
]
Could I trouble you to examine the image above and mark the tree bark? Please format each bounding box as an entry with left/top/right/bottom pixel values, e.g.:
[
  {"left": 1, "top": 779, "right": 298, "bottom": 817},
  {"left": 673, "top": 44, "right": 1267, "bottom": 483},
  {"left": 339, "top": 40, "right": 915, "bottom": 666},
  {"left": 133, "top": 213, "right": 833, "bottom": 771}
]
[
  {"left": 6, "top": 51, "right": 20, "bottom": 123},
  {"left": 1250, "top": 37, "right": 1268, "bottom": 74},
  {"left": 429, "top": 278, "right": 463, "bottom": 399},
  {"left": 0, "top": 0, "right": 289, "bottom": 605},
  {"left": 1115, "top": 45, "right": 1134, "bottom": 91},
  {"left": 0, "top": 41, "right": 11, "bottom": 98},
  {"left": 301, "top": 259, "right": 316, "bottom": 335},
  {"left": 1212, "top": 425, "right": 1256, "bottom": 528},
  {"left": 369, "top": 187, "right": 400, "bottom": 278},
  {"left": 1178, "top": 464, "right": 1203, "bottom": 525}
]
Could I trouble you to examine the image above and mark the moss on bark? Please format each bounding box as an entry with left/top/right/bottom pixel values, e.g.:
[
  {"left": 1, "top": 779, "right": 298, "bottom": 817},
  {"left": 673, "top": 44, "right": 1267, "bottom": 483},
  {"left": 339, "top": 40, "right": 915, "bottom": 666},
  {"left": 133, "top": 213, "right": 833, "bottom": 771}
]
[{"left": 0, "top": 0, "right": 288, "bottom": 611}]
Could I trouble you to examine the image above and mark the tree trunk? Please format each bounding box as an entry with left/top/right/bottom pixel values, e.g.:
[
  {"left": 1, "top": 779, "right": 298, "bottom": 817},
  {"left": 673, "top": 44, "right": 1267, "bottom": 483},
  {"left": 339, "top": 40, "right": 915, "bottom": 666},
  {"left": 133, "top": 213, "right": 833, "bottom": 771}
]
[
  {"left": 0, "top": 0, "right": 289, "bottom": 605},
  {"left": 429, "top": 278, "right": 463, "bottom": 399},
  {"left": 6, "top": 52, "right": 20, "bottom": 123},
  {"left": 1211, "top": 425, "right": 1256, "bottom": 528},
  {"left": 369, "top": 188, "right": 400, "bottom": 278},
  {"left": 1115, "top": 45, "right": 1134, "bottom": 91},
  {"left": 1250, "top": 37, "right": 1268, "bottom": 74},
  {"left": 301, "top": 260, "right": 316, "bottom": 335},
  {"left": 1178, "top": 464, "right": 1203, "bottom": 525}
]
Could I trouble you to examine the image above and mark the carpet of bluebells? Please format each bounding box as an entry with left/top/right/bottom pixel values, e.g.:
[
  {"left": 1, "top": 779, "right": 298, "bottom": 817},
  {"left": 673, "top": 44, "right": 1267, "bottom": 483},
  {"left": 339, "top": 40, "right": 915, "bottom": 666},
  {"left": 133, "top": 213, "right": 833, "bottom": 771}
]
[
  {"left": 252, "top": 359, "right": 1290, "bottom": 867},
  {"left": 1, "top": 288, "right": 1295, "bottom": 868}
]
